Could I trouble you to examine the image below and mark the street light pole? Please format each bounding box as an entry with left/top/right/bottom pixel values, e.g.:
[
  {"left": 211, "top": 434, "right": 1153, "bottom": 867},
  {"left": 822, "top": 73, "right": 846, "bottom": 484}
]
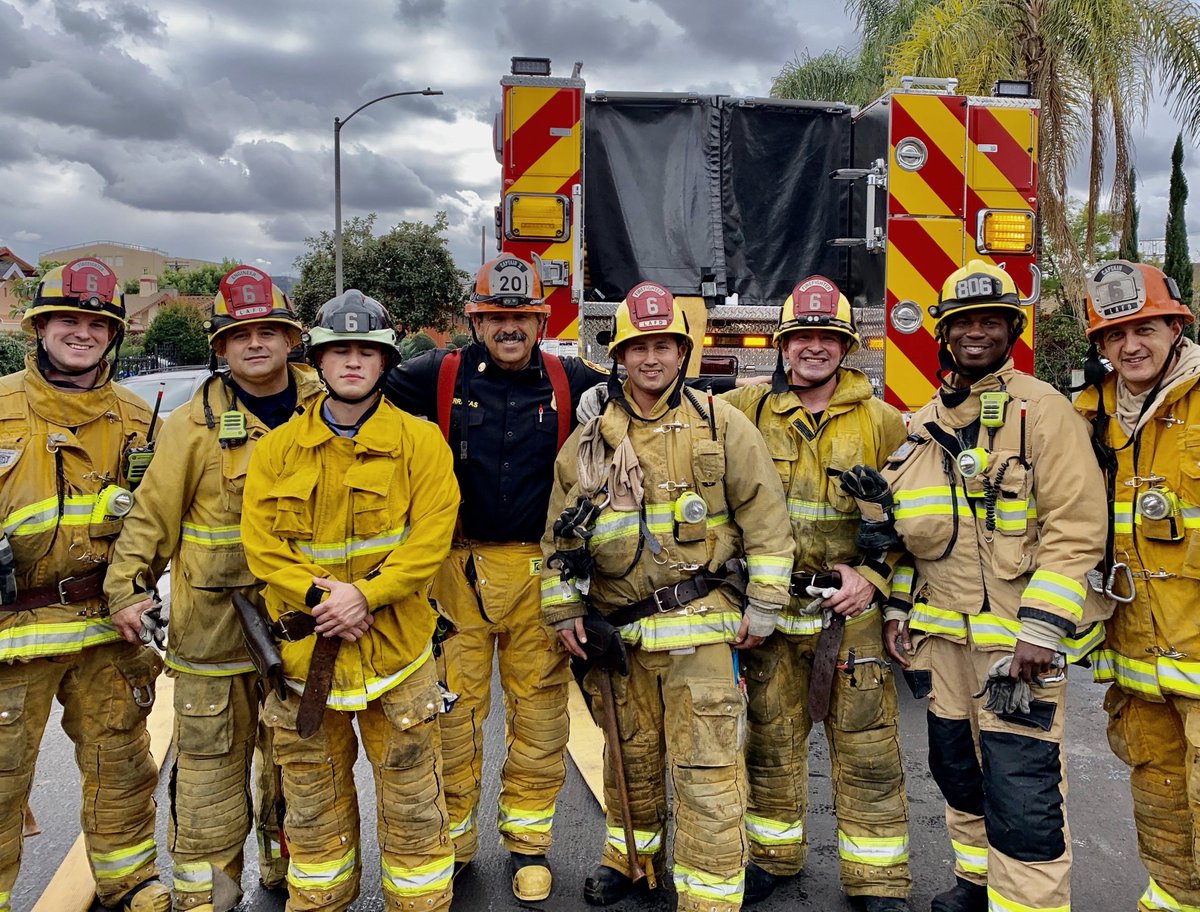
[{"left": 334, "top": 87, "right": 443, "bottom": 295}]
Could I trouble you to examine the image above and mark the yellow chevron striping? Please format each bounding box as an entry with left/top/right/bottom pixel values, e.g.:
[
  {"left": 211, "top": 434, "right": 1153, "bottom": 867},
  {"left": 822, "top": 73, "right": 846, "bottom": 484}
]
[{"left": 506, "top": 85, "right": 560, "bottom": 139}]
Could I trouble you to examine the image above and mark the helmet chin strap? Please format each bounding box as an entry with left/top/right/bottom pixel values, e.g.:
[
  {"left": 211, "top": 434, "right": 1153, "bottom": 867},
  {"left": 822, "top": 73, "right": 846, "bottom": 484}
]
[{"left": 34, "top": 327, "right": 121, "bottom": 390}]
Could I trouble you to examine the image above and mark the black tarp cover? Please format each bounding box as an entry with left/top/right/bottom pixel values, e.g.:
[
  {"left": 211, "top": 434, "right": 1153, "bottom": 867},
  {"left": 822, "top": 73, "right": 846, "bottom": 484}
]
[{"left": 583, "top": 94, "right": 852, "bottom": 306}]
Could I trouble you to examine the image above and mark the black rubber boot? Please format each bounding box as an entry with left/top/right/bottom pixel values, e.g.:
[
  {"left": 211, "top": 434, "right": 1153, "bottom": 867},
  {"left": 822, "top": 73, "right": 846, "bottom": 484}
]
[
  {"left": 583, "top": 864, "right": 648, "bottom": 906},
  {"left": 743, "top": 863, "right": 783, "bottom": 906},
  {"left": 851, "top": 896, "right": 913, "bottom": 912},
  {"left": 930, "top": 877, "right": 988, "bottom": 912}
]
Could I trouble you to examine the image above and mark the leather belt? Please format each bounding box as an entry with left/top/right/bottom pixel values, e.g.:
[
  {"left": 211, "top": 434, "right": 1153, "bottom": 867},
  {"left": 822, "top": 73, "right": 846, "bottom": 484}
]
[
  {"left": 296, "top": 585, "right": 340, "bottom": 739},
  {"left": 605, "top": 561, "right": 746, "bottom": 629},
  {"left": 1, "top": 566, "right": 108, "bottom": 613}
]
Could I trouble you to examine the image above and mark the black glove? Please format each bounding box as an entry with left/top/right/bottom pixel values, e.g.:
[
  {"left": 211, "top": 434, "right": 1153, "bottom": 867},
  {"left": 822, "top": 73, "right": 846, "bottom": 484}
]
[
  {"left": 547, "top": 547, "right": 594, "bottom": 583},
  {"left": 580, "top": 612, "right": 628, "bottom": 676},
  {"left": 839, "top": 464, "right": 893, "bottom": 506},
  {"left": 553, "top": 495, "right": 602, "bottom": 541}
]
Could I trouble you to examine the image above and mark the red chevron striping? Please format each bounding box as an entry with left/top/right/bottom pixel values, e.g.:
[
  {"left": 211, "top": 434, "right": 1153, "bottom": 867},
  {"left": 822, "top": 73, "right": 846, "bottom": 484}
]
[
  {"left": 890, "top": 99, "right": 966, "bottom": 217},
  {"left": 970, "top": 106, "right": 1034, "bottom": 193},
  {"left": 508, "top": 89, "right": 579, "bottom": 175},
  {"left": 889, "top": 219, "right": 961, "bottom": 294},
  {"left": 886, "top": 287, "right": 942, "bottom": 377}
]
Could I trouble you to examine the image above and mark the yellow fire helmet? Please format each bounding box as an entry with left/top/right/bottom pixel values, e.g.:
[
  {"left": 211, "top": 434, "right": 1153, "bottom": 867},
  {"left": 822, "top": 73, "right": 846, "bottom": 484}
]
[
  {"left": 205, "top": 265, "right": 302, "bottom": 343},
  {"left": 773, "top": 275, "right": 860, "bottom": 353},
  {"left": 608, "top": 281, "right": 689, "bottom": 356},
  {"left": 929, "top": 259, "right": 1028, "bottom": 337},
  {"left": 23, "top": 257, "right": 126, "bottom": 336}
]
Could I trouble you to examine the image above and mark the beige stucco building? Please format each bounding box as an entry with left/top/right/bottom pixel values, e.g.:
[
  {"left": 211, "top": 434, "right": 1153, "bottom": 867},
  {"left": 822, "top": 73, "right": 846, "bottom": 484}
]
[{"left": 37, "top": 240, "right": 221, "bottom": 290}]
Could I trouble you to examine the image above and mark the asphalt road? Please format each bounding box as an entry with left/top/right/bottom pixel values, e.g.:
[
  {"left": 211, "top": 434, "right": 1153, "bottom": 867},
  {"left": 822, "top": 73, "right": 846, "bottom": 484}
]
[{"left": 16, "top": 668, "right": 1145, "bottom": 912}]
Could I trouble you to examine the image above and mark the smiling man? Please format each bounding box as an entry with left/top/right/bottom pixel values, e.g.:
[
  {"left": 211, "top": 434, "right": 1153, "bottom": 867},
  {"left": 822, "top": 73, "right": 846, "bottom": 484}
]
[
  {"left": 106, "top": 266, "right": 323, "bottom": 912},
  {"left": 878, "top": 261, "right": 1109, "bottom": 912},
  {"left": 1073, "top": 260, "right": 1200, "bottom": 912}
]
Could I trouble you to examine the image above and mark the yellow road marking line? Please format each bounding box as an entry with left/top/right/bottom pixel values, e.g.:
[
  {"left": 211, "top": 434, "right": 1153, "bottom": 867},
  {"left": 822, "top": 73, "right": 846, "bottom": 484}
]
[
  {"left": 34, "top": 674, "right": 175, "bottom": 912},
  {"left": 566, "top": 683, "right": 606, "bottom": 811}
]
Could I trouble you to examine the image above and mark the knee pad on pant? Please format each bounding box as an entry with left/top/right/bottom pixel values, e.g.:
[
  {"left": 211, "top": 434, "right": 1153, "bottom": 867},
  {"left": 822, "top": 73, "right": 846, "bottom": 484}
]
[
  {"left": 927, "top": 712, "right": 984, "bottom": 817},
  {"left": 831, "top": 725, "right": 907, "bottom": 824},
  {"left": 981, "top": 730, "right": 1065, "bottom": 862},
  {"left": 84, "top": 729, "right": 158, "bottom": 836},
  {"left": 506, "top": 685, "right": 569, "bottom": 769},
  {"left": 169, "top": 744, "right": 253, "bottom": 857}
]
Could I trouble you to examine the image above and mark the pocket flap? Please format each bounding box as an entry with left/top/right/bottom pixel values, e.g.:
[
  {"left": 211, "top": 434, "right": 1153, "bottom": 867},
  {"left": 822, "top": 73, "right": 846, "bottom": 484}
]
[
  {"left": 381, "top": 680, "right": 442, "bottom": 731},
  {"left": 344, "top": 460, "right": 395, "bottom": 496},
  {"left": 269, "top": 465, "right": 320, "bottom": 501},
  {"left": 175, "top": 676, "right": 232, "bottom": 718},
  {"left": 0, "top": 681, "right": 26, "bottom": 726},
  {"left": 180, "top": 546, "right": 256, "bottom": 590}
]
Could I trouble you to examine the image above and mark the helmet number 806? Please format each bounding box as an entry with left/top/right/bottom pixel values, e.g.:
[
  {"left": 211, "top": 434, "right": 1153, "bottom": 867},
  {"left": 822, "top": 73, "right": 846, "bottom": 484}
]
[{"left": 955, "top": 276, "right": 997, "bottom": 300}]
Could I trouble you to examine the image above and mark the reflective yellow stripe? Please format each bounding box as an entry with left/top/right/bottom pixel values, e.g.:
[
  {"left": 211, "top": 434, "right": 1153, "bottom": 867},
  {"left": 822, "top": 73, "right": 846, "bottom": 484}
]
[
  {"left": 1140, "top": 876, "right": 1200, "bottom": 912},
  {"left": 967, "top": 615, "right": 1103, "bottom": 665},
  {"left": 774, "top": 613, "right": 824, "bottom": 636},
  {"left": 0, "top": 619, "right": 121, "bottom": 661},
  {"left": 450, "top": 810, "right": 475, "bottom": 839},
  {"left": 288, "top": 847, "right": 356, "bottom": 889},
  {"left": 297, "top": 525, "right": 409, "bottom": 564},
  {"left": 1159, "top": 657, "right": 1200, "bottom": 698},
  {"left": 1113, "top": 503, "right": 1133, "bottom": 535},
  {"left": 1090, "top": 649, "right": 1200, "bottom": 699},
  {"left": 673, "top": 863, "right": 743, "bottom": 902},
  {"left": 164, "top": 652, "right": 256, "bottom": 676},
  {"left": 591, "top": 504, "right": 729, "bottom": 545},
  {"left": 606, "top": 825, "right": 662, "bottom": 855},
  {"left": 891, "top": 566, "right": 914, "bottom": 597},
  {"left": 987, "top": 887, "right": 1068, "bottom": 912},
  {"left": 993, "top": 498, "right": 1035, "bottom": 532},
  {"left": 90, "top": 837, "right": 157, "bottom": 880},
  {"left": 745, "top": 812, "right": 803, "bottom": 846},
  {"left": 590, "top": 510, "right": 640, "bottom": 544},
  {"left": 1021, "top": 570, "right": 1085, "bottom": 620},
  {"left": 894, "top": 486, "right": 972, "bottom": 519},
  {"left": 748, "top": 555, "right": 791, "bottom": 586},
  {"left": 498, "top": 802, "right": 554, "bottom": 836},
  {"left": 909, "top": 602, "right": 967, "bottom": 639},
  {"left": 540, "top": 575, "right": 582, "bottom": 609},
  {"left": 618, "top": 608, "right": 742, "bottom": 651},
  {"left": 952, "top": 839, "right": 988, "bottom": 875},
  {"left": 181, "top": 521, "right": 242, "bottom": 545},
  {"left": 284, "top": 642, "right": 433, "bottom": 712},
  {"left": 5, "top": 493, "right": 98, "bottom": 535},
  {"left": 381, "top": 853, "right": 454, "bottom": 897},
  {"left": 837, "top": 830, "right": 910, "bottom": 866},
  {"left": 787, "top": 498, "right": 857, "bottom": 522},
  {"left": 173, "top": 861, "right": 213, "bottom": 894}
]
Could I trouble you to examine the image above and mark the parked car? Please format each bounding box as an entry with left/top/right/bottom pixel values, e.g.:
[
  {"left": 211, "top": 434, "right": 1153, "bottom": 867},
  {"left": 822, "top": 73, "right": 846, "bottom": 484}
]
[{"left": 118, "top": 365, "right": 209, "bottom": 425}]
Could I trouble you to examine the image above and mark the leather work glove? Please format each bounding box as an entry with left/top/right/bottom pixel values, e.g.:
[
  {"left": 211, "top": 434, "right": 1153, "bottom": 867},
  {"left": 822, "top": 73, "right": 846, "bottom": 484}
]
[
  {"left": 973, "top": 655, "right": 1031, "bottom": 715},
  {"left": 839, "top": 464, "right": 900, "bottom": 551},
  {"left": 553, "top": 495, "right": 602, "bottom": 543},
  {"left": 546, "top": 547, "right": 594, "bottom": 586},
  {"left": 576, "top": 384, "right": 609, "bottom": 424},
  {"left": 580, "top": 612, "right": 629, "bottom": 676},
  {"left": 138, "top": 597, "right": 167, "bottom": 649},
  {"left": 799, "top": 584, "right": 839, "bottom": 617}
]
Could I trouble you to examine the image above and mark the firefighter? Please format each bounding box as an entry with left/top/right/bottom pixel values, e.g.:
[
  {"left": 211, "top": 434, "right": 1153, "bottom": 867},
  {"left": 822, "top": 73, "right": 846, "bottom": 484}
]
[
  {"left": 383, "top": 254, "right": 609, "bottom": 901},
  {"left": 105, "top": 266, "right": 323, "bottom": 911},
  {"left": 720, "top": 277, "right": 912, "bottom": 910},
  {"left": 542, "top": 281, "right": 794, "bottom": 912},
  {"left": 0, "top": 258, "right": 169, "bottom": 912},
  {"left": 1074, "top": 260, "right": 1200, "bottom": 912},
  {"left": 241, "top": 289, "right": 459, "bottom": 912},
  {"left": 875, "top": 261, "right": 1109, "bottom": 912}
]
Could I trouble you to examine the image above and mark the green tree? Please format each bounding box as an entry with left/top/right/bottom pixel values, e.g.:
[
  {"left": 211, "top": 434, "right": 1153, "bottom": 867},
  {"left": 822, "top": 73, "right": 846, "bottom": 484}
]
[
  {"left": 1033, "top": 307, "right": 1090, "bottom": 394},
  {"left": 0, "top": 334, "right": 29, "bottom": 376},
  {"left": 400, "top": 332, "right": 437, "bottom": 361},
  {"left": 882, "top": 0, "right": 1200, "bottom": 316},
  {"left": 160, "top": 260, "right": 241, "bottom": 296},
  {"left": 1119, "top": 167, "right": 1140, "bottom": 262},
  {"left": 124, "top": 278, "right": 141, "bottom": 296},
  {"left": 291, "top": 212, "right": 468, "bottom": 337},
  {"left": 447, "top": 331, "right": 471, "bottom": 350},
  {"left": 1165, "top": 133, "right": 1194, "bottom": 318},
  {"left": 142, "top": 304, "right": 210, "bottom": 365}
]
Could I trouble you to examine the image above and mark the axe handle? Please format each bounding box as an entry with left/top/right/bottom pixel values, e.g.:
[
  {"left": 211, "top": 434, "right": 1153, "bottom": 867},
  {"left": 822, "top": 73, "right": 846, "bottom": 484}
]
[{"left": 597, "top": 670, "right": 645, "bottom": 884}]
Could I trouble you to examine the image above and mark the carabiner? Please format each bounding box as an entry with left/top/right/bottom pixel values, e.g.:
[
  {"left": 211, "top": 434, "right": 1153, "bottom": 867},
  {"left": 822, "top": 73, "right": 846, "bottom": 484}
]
[{"left": 1104, "top": 562, "right": 1136, "bottom": 604}]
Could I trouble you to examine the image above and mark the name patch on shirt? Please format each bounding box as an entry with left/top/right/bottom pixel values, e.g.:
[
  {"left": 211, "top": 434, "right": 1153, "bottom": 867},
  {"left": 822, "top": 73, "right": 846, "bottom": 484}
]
[{"left": 0, "top": 450, "right": 18, "bottom": 467}]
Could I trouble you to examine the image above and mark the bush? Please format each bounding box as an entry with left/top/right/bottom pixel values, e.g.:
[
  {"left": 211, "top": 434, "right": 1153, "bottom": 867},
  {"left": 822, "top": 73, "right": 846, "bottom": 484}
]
[
  {"left": 0, "top": 334, "right": 29, "bottom": 377},
  {"left": 1034, "top": 307, "right": 1090, "bottom": 395}
]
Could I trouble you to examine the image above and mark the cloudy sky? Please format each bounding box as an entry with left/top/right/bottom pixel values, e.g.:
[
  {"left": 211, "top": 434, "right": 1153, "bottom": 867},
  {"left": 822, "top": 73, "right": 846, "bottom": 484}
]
[{"left": 0, "top": 0, "right": 1195, "bottom": 278}]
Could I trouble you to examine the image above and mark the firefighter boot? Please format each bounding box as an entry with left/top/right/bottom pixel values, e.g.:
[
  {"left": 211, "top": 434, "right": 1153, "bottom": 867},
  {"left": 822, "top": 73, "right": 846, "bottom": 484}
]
[
  {"left": 744, "top": 863, "right": 784, "bottom": 905},
  {"left": 583, "top": 865, "right": 650, "bottom": 906},
  {"left": 511, "top": 852, "right": 552, "bottom": 902},
  {"left": 120, "top": 878, "right": 171, "bottom": 912},
  {"left": 930, "top": 877, "right": 987, "bottom": 912}
]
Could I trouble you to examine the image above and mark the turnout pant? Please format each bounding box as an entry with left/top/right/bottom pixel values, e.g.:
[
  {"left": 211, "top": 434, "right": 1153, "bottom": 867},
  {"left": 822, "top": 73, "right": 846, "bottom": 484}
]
[
  {"left": 0, "top": 641, "right": 163, "bottom": 911},
  {"left": 431, "top": 542, "right": 570, "bottom": 861},
  {"left": 742, "top": 610, "right": 911, "bottom": 898},
  {"left": 583, "top": 641, "right": 748, "bottom": 912},
  {"left": 911, "top": 633, "right": 1070, "bottom": 912},
  {"left": 168, "top": 671, "right": 287, "bottom": 910},
  {"left": 263, "top": 656, "right": 453, "bottom": 912},
  {"left": 1104, "top": 685, "right": 1200, "bottom": 912}
]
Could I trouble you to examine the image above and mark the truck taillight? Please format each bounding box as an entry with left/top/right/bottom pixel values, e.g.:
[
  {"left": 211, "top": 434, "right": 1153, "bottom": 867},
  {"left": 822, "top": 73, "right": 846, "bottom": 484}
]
[{"left": 977, "top": 210, "right": 1035, "bottom": 254}]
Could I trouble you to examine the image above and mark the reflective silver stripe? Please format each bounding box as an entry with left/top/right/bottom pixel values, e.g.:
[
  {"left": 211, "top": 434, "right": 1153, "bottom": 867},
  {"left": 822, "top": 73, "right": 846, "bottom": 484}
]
[
  {"left": 165, "top": 653, "right": 256, "bottom": 676},
  {"left": 748, "top": 555, "right": 791, "bottom": 586},
  {"left": 1091, "top": 649, "right": 1161, "bottom": 697},
  {"left": 1140, "top": 876, "right": 1200, "bottom": 912},
  {"left": 5, "top": 494, "right": 97, "bottom": 536},
  {"left": 619, "top": 610, "right": 741, "bottom": 651},
  {"left": 787, "top": 499, "right": 857, "bottom": 522},
  {"left": 90, "top": 837, "right": 157, "bottom": 880},
  {"left": 450, "top": 810, "right": 475, "bottom": 839},
  {"left": 952, "top": 839, "right": 988, "bottom": 875},
  {"left": 173, "top": 862, "right": 213, "bottom": 893},
  {"left": 745, "top": 812, "right": 803, "bottom": 846},
  {"left": 891, "top": 566, "right": 914, "bottom": 596},
  {"left": 837, "top": 830, "right": 910, "bottom": 866},
  {"left": 288, "top": 848, "right": 356, "bottom": 888},
  {"left": 540, "top": 576, "right": 581, "bottom": 608},
  {"left": 297, "top": 526, "right": 410, "bottom": 564},
  {"left": 285, "top": 643, "right": 433, "bottom": 711},
  {"left": 498, "top": 803, "right": 554, "bottom": 835},
  {"left": 381, "top": 854, "right": 454, "bottom": 897},
  {"left": 894, "top": 487, "right": 972, "bottom": 519},
  {"left": 0, "top": 619, "right": 121, "bottom": 662},
  {"left": 908, "top": 603, "right": 967, "bottom": 638},
  {"left": 1021, "top": 570, "right": 1085, "bottom": 619},
  {"left": 1158, "top": 658, "right": 1200, "bottom": 698},
  {"left": 590, "top": 511, "right": 640, "bottom": 544},
  {"left": 673, "top": 863, "right": 743, "bottom": 901},
  {"left": 775, "top": 613, "right": 823, "bottom": 636},
  {"left": 181, "top": 522, "right": 242, "bottom": 545},
  {"left": 606, "top": 825, "right": 662, "bottom": 854}
]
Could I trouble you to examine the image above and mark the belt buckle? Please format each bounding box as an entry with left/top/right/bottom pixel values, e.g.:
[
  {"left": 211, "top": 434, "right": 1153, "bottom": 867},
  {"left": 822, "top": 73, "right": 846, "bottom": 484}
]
[
  {"left": 652, "top": 587, "right": 671, "bottom": 613},
  {"left": 274, "top": 611, "right": 310, "bottom": 641},
  {"left": 57, "top": 576, "right": 78, "bottom": 604}
]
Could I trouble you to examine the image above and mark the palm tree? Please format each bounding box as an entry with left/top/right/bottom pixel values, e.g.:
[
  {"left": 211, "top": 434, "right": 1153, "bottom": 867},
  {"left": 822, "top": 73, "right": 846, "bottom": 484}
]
[{"left": 886, "top": 0, "right": 1200, "bottom": 317}]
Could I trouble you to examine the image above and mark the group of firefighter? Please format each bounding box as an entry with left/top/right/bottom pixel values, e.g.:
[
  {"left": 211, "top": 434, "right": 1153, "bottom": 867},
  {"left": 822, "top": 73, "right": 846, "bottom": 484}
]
[{"left": 0, "top": 246, "right": 1195, "bottom": 912}]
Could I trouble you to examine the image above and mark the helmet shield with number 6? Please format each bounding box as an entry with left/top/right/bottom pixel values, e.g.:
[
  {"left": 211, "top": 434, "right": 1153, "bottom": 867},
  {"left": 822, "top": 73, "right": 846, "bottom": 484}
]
[
  {"left": 205, "top": 265, "right": 302, "bottom": 345},
  {"left": 302, "top": 289, "right": 398, "bottom": 362},
  {"left": 773, "top": 275, "right": 860, "bottom": 353},
  {"left": 1084, "top": 260, "right": 1194, "bottom": 340},
  {"left": 608, "top": 282, "right": 690, "bottom": 356},
  {"left": 23, "top": 257, "right": 126, "bottom": 335},
  {"left": 466, "top": 255, "right": 549, "bottom": 314}
]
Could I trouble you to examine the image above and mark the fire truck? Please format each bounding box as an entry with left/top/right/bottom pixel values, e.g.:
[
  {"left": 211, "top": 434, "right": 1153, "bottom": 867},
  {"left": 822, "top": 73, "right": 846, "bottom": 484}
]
[{"left": 492, "top": 57, "right": 1039, "bottom": 411}]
